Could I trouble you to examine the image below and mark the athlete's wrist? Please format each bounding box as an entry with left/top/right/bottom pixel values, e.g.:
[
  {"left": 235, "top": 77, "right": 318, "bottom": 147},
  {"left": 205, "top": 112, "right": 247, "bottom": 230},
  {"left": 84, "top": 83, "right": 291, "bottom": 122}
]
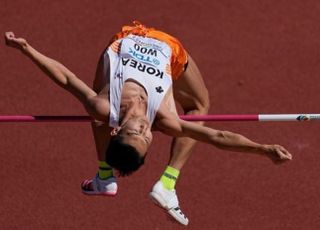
[{"left": 21, "top": 42, "right": 31, "bottom": 54}]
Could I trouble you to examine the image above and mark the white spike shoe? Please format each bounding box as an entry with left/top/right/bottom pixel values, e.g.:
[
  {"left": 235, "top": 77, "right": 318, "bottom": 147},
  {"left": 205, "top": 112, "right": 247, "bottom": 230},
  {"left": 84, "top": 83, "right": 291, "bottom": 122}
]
[
  {"left": 149, "top": 181, "right": 189, "bottom": 225},
  {"left": 81, "top": 175, "right": 118, "bottom": 196}
]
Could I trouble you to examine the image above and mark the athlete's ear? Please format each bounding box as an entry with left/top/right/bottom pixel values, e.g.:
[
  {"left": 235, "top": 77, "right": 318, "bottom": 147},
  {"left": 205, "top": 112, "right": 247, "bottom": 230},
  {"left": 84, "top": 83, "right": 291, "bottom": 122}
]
[{"left": 110, "top": 127, "right": 121, "bottom": 136}]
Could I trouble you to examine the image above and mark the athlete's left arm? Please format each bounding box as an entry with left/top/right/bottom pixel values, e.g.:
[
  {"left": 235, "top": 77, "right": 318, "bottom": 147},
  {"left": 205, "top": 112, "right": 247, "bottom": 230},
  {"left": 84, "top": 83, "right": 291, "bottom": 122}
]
[{"left": 155, "top": 110, "right": 292, "bottom": 162}]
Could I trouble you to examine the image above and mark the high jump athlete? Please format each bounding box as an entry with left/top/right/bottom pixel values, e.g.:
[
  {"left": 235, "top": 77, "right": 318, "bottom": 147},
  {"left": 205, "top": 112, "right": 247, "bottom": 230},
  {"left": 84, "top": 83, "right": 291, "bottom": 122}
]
[{"left": 5, "top": 21, "right": 292, "bottom": 225}]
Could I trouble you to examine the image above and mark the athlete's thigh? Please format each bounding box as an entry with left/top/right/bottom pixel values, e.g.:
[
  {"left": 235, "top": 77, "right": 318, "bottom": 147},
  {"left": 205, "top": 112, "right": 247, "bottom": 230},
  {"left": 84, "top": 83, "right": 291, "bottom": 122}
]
[
  {"left": 173, "top": 55, "right": 209, "bottom": 112},
  {"left": 93, "top": 49, "right": 110, "bottom": 93}
]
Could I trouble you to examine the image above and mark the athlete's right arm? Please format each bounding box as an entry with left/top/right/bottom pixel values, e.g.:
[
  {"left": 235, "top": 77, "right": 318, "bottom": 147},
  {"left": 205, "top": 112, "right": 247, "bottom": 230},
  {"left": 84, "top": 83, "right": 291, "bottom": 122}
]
[{"left": 4, "top": 32, "right": 109, "bottom": 121}]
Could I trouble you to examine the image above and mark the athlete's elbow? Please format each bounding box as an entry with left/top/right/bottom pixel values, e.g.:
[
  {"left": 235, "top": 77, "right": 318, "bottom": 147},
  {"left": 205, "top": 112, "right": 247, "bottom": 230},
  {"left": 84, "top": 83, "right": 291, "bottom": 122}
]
[
  {"left": 85, "top": 97, "right": 108, "bottom": 121},
  {"left": 210, "top": 130, "right": 233, "bottom": 149}
]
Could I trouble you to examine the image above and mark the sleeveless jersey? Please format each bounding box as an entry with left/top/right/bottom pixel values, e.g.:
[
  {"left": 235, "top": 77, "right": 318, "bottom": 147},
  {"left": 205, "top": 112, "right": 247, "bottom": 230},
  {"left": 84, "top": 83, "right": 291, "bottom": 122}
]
[{"left": 107, "top": 34, "right": 173, "bottom": 127}]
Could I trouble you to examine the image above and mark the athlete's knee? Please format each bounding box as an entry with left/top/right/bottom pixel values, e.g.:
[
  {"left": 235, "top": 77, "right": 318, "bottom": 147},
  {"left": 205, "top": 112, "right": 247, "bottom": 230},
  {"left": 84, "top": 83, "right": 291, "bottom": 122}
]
[
  {"left": 201, "top": 88, "right": 210, "bottom": 113},
  {"left": 194, "top": 88, "right": 210, "bottom": 114},
  {"left": 181, "top": 91, "right": 210, "bottom": 115},
  {"left": 184, "top": 100, "right": 210, "bottom": 115}
]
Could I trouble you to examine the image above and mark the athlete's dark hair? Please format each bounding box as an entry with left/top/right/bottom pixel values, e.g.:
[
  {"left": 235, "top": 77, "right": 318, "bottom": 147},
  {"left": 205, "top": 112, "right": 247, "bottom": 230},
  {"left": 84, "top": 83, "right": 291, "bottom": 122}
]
[{"left": 105, "top": 135, "right": 145, "bottom": 176}]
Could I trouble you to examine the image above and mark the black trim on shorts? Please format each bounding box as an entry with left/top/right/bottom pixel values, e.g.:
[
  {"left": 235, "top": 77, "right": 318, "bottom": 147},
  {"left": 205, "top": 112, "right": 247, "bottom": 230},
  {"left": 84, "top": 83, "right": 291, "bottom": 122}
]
[{"left": 184, "top": 61, "right": 189, "bottom": 72}]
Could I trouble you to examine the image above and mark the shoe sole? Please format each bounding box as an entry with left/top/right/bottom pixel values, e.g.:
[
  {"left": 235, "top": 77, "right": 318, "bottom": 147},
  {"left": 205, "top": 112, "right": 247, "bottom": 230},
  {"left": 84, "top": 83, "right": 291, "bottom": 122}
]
[
  {"left": 82, "top": 191, "right": 117, "bottom": 196},
  {"left": 149, "top": 192, "right": 189, "bottom": 226}
]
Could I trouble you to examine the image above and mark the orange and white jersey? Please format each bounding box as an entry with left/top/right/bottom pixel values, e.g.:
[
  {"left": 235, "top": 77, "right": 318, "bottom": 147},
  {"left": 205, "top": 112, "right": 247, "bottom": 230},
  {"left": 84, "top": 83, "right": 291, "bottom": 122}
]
[{"left": 107, "top": 34, "right": 173, "bottom": 127}]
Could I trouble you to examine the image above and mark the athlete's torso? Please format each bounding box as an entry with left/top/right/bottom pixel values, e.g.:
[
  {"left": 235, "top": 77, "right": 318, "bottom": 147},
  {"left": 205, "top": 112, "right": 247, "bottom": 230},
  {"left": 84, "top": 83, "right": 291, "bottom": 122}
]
[{"left": 107, "top": 34, "right": 174, "bottom": 127}]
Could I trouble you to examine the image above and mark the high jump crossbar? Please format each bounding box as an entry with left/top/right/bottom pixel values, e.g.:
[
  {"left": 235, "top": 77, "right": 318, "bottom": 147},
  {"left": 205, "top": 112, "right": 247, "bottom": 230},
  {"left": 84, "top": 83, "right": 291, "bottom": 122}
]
[{"left": 0, "top": 114, "right": 319, "bottom": 122}]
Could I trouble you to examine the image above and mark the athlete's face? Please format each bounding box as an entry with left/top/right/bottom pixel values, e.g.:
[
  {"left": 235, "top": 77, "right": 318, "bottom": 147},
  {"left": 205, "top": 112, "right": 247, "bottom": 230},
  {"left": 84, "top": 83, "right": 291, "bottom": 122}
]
[{"left": 112, "top": 116, "right": 153, "bottom": 157}]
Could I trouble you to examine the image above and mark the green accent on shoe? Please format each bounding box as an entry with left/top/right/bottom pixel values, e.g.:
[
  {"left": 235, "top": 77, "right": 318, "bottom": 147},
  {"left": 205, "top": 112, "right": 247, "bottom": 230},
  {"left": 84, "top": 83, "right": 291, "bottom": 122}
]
[
  {"left": 98, "top": 161, "right": 113, "bottom": 179},
  {"left": 160, "top": 166, "right": 180, "bottom": 191}
]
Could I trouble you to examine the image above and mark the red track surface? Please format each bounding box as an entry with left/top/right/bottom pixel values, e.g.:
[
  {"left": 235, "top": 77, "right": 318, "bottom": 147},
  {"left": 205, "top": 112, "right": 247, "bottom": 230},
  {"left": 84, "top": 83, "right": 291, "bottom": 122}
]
[{"left": 1, "top": 1, "right": 320, "bottom": 229}]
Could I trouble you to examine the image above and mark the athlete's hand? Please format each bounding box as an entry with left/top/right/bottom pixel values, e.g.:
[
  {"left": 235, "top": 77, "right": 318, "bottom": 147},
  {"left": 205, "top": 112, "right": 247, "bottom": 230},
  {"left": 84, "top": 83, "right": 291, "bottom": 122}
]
[
  {"left": 4, "top": 32, "right": 28, "bottom": 51},
  {"left": 263, "top": 144, "right": 292, "bottom": 164}
]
